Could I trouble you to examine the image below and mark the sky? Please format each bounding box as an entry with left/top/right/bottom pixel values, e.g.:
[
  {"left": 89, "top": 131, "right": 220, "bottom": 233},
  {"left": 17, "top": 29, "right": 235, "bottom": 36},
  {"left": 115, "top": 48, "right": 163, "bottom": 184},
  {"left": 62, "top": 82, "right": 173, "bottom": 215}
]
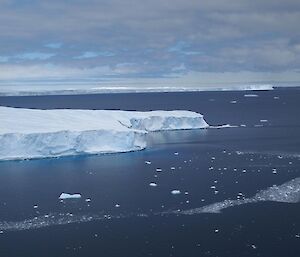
[{"left": 0, "top": 0, "right": 300, "bottom": 88}]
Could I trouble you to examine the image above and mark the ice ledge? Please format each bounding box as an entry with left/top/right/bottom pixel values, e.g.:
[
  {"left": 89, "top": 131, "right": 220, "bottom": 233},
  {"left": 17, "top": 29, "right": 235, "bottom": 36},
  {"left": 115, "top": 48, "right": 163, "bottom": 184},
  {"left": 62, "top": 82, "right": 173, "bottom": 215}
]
[{"left": 0, "top": 107, "right": 208, "bottom": 161}]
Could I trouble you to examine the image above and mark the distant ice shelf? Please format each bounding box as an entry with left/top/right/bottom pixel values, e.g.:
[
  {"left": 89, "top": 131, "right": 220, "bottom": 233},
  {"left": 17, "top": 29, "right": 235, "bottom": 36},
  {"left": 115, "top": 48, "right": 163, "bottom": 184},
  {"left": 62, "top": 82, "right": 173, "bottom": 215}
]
[
  {"left": 0, "top": 107, "right": 209, "bottom": 161},
  {"left": 0, "top": 84, "right": 275, "bottom": 96}
]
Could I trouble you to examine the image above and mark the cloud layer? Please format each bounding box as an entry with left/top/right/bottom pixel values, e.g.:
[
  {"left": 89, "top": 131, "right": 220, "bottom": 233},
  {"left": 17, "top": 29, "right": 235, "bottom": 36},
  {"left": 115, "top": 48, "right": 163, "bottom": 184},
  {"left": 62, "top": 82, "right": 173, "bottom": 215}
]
[{"left": 0, "top": 0, "right": 300, "bottom": 84}]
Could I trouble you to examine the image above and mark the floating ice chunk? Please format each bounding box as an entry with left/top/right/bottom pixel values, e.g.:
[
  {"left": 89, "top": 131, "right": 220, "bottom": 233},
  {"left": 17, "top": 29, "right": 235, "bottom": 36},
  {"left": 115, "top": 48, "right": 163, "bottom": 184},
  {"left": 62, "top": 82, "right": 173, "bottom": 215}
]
[
  {"left": 59, "top": 193, "right": 82, "bottom": 200},
  {"left": 145, "top": 161, "right": 151, "bottom": 165},
  {"left": 230, "top": 101, "right": 237, "bottom": 104},
  {"left": 244, "top": 94, "right": 258, "bottom": 97},
  {"left": 260, "top": 119, "right": 268, "bottom": 122},
  {"left": 171, "top": 190, "right": 181, "bottom": 195},
  {"left": 149, "top": 182, "right": 157, "bottom": 187},
  {"left": 174, "top": 152, "right": 179, "bottom": 155},
  {"left": 85, "top": 198, "right": 91, "bottom": 202},
  {"left": 115, "top": 204, "right": 120, "bottom": 208},
  {"left": 156, "top": 168, "right": 162, "bottom": 172}
]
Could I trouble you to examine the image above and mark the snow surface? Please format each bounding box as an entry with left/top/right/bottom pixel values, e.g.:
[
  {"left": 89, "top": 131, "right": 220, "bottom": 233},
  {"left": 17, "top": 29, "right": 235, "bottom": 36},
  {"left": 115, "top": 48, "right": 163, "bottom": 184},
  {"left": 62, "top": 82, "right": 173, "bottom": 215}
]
[{"left": 0, "top": 107, "right": 208, "bottom": 160}]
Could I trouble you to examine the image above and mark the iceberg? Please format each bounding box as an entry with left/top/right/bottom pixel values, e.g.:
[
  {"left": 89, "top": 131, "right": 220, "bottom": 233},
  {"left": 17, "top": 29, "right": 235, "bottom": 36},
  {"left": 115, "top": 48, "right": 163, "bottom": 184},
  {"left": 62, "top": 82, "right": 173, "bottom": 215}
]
[
  {"left": 0, "top": 107, "right": 208, "bottom": 161},
  {"left": 59, "top": 193, "right": 82, "bottom": 200}
]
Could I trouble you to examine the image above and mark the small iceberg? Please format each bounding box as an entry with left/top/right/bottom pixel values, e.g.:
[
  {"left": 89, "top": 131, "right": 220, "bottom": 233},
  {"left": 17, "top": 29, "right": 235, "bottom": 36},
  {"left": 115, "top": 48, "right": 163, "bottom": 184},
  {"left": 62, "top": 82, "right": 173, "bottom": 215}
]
[
  {"left": 59, "top": 193, "right": 82, "bottom": 200},
  {"left": 171, "top": 190, "right": 181, "bottom": 195}
]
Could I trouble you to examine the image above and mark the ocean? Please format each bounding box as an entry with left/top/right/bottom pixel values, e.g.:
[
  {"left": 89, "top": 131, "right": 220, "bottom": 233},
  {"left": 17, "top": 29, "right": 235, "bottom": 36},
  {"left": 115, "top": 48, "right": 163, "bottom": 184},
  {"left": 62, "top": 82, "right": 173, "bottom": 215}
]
[{"left": 0, "top": 88, "right": 299, "bottom": 257}]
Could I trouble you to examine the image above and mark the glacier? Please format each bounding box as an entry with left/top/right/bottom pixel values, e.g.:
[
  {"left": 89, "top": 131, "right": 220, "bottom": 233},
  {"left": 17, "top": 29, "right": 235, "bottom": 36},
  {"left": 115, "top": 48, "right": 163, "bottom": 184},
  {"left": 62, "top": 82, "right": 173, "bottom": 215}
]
[{"left": 0, "top": 107, "right": 208, "bottom": 161}]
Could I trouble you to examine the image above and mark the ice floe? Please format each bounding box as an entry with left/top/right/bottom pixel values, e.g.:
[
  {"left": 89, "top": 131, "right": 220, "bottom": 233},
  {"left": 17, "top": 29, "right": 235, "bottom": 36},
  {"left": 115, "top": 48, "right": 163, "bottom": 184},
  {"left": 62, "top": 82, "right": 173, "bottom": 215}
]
[{"left": 59, "top": 193, "right": 82, "bottom": 200}]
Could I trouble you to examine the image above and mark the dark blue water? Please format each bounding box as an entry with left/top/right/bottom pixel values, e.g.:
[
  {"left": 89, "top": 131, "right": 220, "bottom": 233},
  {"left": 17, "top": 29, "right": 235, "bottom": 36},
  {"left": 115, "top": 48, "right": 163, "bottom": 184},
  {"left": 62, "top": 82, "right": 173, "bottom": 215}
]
[{"left": 0, "top": 89, "right": 300, "bottom": 257}]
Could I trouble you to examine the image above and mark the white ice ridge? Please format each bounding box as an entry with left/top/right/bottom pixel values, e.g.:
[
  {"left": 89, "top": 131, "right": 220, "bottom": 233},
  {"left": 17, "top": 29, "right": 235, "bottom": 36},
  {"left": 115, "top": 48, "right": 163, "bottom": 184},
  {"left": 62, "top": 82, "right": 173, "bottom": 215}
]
[
  {"left": 0, "top": 177, "right": 299, "bottom": 232},
  {"left": 0, "top": 107, "right": 208, "bottom": 161}
]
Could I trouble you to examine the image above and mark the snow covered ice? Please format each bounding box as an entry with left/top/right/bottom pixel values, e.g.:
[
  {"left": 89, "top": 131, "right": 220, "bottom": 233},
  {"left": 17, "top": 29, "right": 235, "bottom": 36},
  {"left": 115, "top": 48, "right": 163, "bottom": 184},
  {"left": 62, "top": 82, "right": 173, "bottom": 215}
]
[{"left": 0, "top": 107, "right": 209, "bottom": 161}]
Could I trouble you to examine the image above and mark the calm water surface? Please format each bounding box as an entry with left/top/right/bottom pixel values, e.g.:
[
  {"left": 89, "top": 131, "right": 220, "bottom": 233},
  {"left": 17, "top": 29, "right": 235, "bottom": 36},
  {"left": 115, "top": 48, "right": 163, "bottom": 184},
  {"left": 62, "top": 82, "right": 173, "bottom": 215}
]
[{"left": 0, "top": 89, "right": 299, "bottom": 257}]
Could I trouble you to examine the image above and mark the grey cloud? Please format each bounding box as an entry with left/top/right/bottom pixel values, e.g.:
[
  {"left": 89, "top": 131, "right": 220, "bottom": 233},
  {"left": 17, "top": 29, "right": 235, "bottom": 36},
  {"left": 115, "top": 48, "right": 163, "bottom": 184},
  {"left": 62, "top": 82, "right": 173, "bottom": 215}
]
[{"left": 0, "top": 0, "right": 299, "bottom": 81}]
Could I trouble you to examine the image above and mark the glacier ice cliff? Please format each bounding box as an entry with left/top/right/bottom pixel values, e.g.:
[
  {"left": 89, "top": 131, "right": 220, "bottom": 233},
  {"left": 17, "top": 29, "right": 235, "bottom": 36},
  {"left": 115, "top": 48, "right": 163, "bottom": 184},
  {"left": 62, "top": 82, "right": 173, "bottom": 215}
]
[{"left": 0, "top": 107, "right": 208, "bottom": 160}]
